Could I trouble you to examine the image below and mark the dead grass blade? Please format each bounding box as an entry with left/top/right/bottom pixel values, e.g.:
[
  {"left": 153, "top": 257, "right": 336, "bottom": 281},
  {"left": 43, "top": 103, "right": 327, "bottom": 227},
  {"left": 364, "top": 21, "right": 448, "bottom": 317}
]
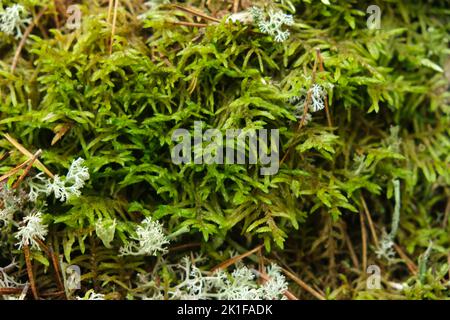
[
  {"left": 211, "top": 244, "right": 263, "bottom": 272},
  {"left": 3, "top": 134, "right": 54, "bottom": 178},
  {"left": 281, "top": 267, "right": 326, "bottom": 300}
]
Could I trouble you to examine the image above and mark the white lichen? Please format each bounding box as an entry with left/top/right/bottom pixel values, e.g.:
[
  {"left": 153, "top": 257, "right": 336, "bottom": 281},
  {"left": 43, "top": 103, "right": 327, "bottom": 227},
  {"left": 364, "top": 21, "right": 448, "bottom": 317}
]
[
  {"left": 0, "top": 262, "right": 27, "bottom": 300},
  {"left": 288, "top": 83, "right": 328, "bottom": 122},
  {"left": 46, "top": 175, "right": 71, "bottom": 202},
  {"left": 0, "top": 261, "right": 22, "bottom": 288},
  {"left": 15, "top": 211, "right": 48, "bottom": 250},
  {"left": 28, "top": 158, "right": 90, "bottom": 202},
  {"left": 76, "top": 289, "right": 105, "bottom": 300},
  {"left": 260, "top": 263, "right": 289, "bottom": 300},
  {"left": 0, "top": 4, "right": 30, "bottom": 39},
  {"left": 0, "top": 209, "right": 12, "bottom": 225},
  {"left": 293, "top": 102, "right": 312, "bottom": 124},
  {"left": 376, "top": 179, "right": 401, "bottom": 261},
  {"left": 375, "top": 232, "right": 396, "bottom": 261},
  {"left": 310, "top": 84, "right": 326, "bottom": 112},
  {"left": 119, "top": 217, "right": 170, "bottom": 256},
  {"left": 0, "top": 186, "right": 24, "bottom": 226},
  {"left": 218, "top": 265, "right": 261, "bottom": 300},
  {"left": 250, "top": 7, "right": 294, "bottom": 42},
  {"left": 171, "top": 257, "right": 288, "bottom": 300},
  {"left": 173, "top": 256, "right": 223, "bottom": 299},
  {"left": 65, "top": 157, "right": 90, "bottom": 196}
]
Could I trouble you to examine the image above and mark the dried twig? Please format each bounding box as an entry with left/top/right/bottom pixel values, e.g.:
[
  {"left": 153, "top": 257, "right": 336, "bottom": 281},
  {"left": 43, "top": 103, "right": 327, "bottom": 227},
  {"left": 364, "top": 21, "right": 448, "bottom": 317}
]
[
  {"left": 232, "top": 0, "right": 240, "bottom": 13},
  {"left": 281, "top": 267, "right": 326, "bottom": 300},
  {"left": 49, "top": 247, "right": 66, "bottom": 295},
  {"left": 3, "top": 134, "right": 54, "bottom": 178},
  {"left": 0, "top": 157, "right": 33, "bottom": 182},
  {"left": 280, "top": 49, "right": 321, "bottom": 165},
  {"left": 32, "top": 237, "right": 66, "bottom": 296},
  {"left": 393, "top": 243, "right": 418, "bottom": 275},
  {"left": 12, "top": 149, "right": 42, "bottom": 189},
  {"left": 107, "top": 0, "right": 114, "bottom": 23},
  {"left": 169, "top": 21, "right": 208, "bottom": 28},
  {"left": 295, "top": 50, "right": 321, "bottom": 132},
  {"left": 168, "top": 242, "right": 201, "bottom": 252},
  {"left": 23, "top": 245, "right": 39, "bottom": 300},
  {"left": 360, "top": 196, "right": 417, "bottom": 276},
  {"left": 342, "top": 222, "right": 359, "bottom": 270},
  {"left": 109, "top": 0, "right": 119, "bottom": 55},
  {"left": 0, "top": 151, "right": 11, "bottom": 162},
  {"left": 172, "top": 4, "right": 220, "bottom": 23},
  {"left": 211, "top": 244, "right": 263, "bottom": 272},
  {"left": 0, "top": 287, "right": 24, "bottom": 295},
  {"left": 360, "top": 211, "right": 368, "bottom": 272},
  {"left": 442, "top": 197, "right": 450, "bottom": 228},
  {"left": 448, "top": 252, "right": 450, "bottom": 281},
  {"left": 52, "top": 0, "right": 61, "bottom": 29},
  {"left": 33, "top": 237, "right": 50, "bottom": 255},
  {"left": 40, "top": 290, "right": 65, "bottom": 298},
  {"left": 11, "top": 7, "right": 48, "bottom": 73},
  {"left": 360, "top": 195, "right": 379, "bottom": 247},
  {"left": 317, "top": 50, "right": 333, "bottom": 127}
]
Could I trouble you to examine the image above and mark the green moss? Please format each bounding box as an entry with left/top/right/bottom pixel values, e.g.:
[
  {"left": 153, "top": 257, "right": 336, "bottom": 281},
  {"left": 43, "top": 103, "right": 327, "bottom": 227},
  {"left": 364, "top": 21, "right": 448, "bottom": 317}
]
[{"left": 0, "top": 0, "right": 449, "bottom": 299}]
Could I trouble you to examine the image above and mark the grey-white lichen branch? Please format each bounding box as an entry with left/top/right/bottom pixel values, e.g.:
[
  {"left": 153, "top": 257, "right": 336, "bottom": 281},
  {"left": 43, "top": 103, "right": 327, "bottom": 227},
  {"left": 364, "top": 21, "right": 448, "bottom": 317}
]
[
  {"left": 376, "top": 179, "right": 401, "bottom": 261},
  {"left": 0, "top": 4, "right": 30, "bottom": 39},
  {"left": 227, "top": 6, "right": 294, "bottom": 43}
]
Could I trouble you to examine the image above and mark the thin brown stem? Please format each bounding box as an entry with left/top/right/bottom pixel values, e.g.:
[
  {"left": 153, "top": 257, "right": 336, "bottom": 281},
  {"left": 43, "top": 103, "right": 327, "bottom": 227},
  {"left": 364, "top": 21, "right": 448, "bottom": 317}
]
[
  {"left": 342, "top": 222, "right": 359, "bottom": 270},
  {"left": 24, "top": 245, "right": 39, "bottom": 300},
  {"left": 49, "top": 247, "right": 66, "bottom": 296},
  {"left": 11, "top": 7, "right": 47, "bottom": 73},
  {"left": 442, "top": 197, "right": 450, "bottom": 228},
  {"left": 211, "top": 244, "right": 263, "bottom": 272},
  {"left": 34, "top": 237, "right": 50, "bottom": 255},
  {"left": 232, "top": 0, "right": 239, "bottom": 13},
  {"left": 3, "top": 134, "right": 54, "bottom": 178},
  {"left": 107, "top": 0, "right": 114, "bottom": 23},
  {"left": 393, "top": 243, "right": 418, "bottom": 275},
  {"left": 172, "top": 4, "right": 221, "bottom": 23},
  {"left": 360, "top": 211, "right": 368, "bottom": 272},
  {"left": 448, "top": 252, "right": 450, "bottom": 281},
  {"left": 109, "top": 0, "right": 119, "bottom": 55},
  {"left": 32, "top": 237, "right": 65, "bottom": 294},
  {"left": 317, "top": 50, "right": 333, "bottom": 127},
  {"left": 53, "top": 0, "right": 60, "bottom": 29},
  {"left": 0, "top": 151, "right": 11, "bottom": 162},
  {"left": 0, "top": 288, "right": 23, "bottom": 295},
  {"left": 40, "top": 290, "right": 66, "bottom": 298},
  {"left": 170, "top": 21, "right": 208, "bottom": 27},
  {"left": 169, "top": 242, "right": 201, "bottom": 252},
  {"left": 0, "top": 157, "right": 33, "bottom": 182},
  {"left": 280, "top": 49, "right": 321, "bottom": 165},
  {"left": 360, "top": 195, "right": 379, "bottom": 248},
  {"left": 281, "top": 267, "right": 326, "bottom": 300},
  {"left": 12, "top": 149, "right": 42, "bottom": 189}
]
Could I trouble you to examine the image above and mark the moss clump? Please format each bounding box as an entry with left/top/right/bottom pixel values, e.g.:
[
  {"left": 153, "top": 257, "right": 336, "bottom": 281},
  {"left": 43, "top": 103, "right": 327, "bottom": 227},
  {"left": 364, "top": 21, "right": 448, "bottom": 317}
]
[{"left": 0, "top": 0, "right": 449, "bottom": 299}]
